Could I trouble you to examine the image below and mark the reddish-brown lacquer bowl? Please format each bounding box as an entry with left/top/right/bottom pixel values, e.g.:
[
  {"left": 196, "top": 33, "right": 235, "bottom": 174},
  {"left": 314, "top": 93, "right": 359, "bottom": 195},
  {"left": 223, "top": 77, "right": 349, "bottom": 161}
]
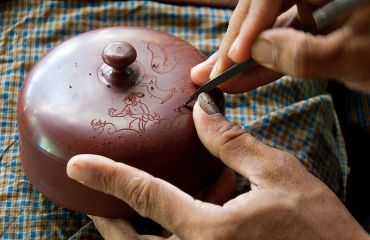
[{"left": 17, "top": 27, "right": 224, "bottom": 217}]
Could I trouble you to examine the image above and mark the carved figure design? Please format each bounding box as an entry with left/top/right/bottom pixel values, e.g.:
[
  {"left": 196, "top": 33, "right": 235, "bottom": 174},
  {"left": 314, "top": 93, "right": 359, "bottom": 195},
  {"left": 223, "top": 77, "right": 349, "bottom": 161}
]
[
  {"left": 90, "top": 40, "right": 198, "bottom": 154},
  {"left": 108, "top": 92, "right": 160, "bottom": 133},
  {"left": 90, "top": 94, "right": 193, "bottom": 156},
  {"left": 132, "top": 61, "right": 175, "bottom": 104},
  {"left": 136, "top": 73, "right": 175, "bottom": 104},
  {"left": 91, "top": 119, "right": 120, "bottom": 134},
  {"left": 147, "top": 42, "right": 180, "bottom": 74}
]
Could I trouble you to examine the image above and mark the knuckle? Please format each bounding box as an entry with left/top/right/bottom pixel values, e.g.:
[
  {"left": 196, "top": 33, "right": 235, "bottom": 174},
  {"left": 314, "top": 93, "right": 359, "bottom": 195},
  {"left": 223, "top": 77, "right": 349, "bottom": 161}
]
[
  {"left": 97, "top": 162, "right": 157, "bottom": 217},
  {"left": 225, "top": 24, "right": 240, "bottom": 39},
  {"left": 215, "top": 120, "right": 256, "bottom": 160},
  {"left": 263, "top": 150, "right": 304, "bottom": 184},
  {"left": 96, "top": 163, "right": 120, "bottom": 195},
  {"left": 216, "top": 121, "right": 244, "bottom": 149},
  {"left": 268, "top": 152, "right": 293, "bottom": 174},
  {"left": 290, "top": 34, "right": 314, "bottom": 77},
  {"left": 124, "top": 175, "right": 156, "bottom": 217}
]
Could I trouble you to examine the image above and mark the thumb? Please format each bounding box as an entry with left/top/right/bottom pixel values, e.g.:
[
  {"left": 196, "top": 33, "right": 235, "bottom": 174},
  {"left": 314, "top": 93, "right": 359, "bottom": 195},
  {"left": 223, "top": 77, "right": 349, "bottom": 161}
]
[
  {"left": 66, "top": 154, "right": 215, "bottom": 238},
  {"left": 251, "top": 28, "right": 348, "bottom": 79},
  {"left": 193, "top": 93, "right": 295, "bottom": 186}
]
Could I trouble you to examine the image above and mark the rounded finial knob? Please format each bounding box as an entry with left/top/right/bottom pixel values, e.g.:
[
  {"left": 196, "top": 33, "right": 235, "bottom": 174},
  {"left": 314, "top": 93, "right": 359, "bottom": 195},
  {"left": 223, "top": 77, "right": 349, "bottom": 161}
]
[{"left": 102, "top": 41, "right": 137, "bottom": 71}]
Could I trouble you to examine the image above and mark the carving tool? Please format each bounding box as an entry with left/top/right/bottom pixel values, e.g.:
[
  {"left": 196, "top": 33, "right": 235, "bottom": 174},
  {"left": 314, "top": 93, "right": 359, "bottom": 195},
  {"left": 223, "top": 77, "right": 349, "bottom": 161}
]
[{"left": 182, "top": 0, "right": 368, "bottom": 107}]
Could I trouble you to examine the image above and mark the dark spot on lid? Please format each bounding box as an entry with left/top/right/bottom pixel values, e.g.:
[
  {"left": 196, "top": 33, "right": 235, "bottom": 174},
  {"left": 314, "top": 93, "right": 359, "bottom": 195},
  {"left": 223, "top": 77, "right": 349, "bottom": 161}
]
[
  {"left": 151, "top": 87, "right": 154, "bottom": 90},
  {"left": 69, "top": 85, "right": 72, "bottom": 88},
  {"left": 89, "top": 73, "right": 92, "bottom": 76},
  {"left": 107, "top": 85, "right": 111, "bottom": 88}
]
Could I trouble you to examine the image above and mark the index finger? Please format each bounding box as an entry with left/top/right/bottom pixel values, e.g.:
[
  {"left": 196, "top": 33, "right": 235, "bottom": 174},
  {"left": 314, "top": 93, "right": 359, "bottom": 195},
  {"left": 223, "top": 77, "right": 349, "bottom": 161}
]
[{"left": 228, "top": 0, "right": 290, "bottom": 63}]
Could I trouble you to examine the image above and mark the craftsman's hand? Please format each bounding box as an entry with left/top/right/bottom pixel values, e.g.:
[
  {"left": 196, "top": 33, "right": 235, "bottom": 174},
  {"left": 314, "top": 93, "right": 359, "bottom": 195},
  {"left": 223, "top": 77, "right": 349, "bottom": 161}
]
[
  {"left": 191, "top": 0, "right": 370, "bottom": 93},
  {"left": 85, "top": 166, "right": 236, "bottom": 240},
  {"left": 67, "top": 93, "right": 368, "bottom": 240}
]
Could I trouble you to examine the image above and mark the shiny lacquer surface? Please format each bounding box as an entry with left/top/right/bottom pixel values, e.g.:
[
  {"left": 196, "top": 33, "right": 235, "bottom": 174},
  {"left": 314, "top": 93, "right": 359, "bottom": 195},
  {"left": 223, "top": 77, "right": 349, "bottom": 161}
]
[{"left": 18, "top": 27, "right": 224, "bottom": 217}]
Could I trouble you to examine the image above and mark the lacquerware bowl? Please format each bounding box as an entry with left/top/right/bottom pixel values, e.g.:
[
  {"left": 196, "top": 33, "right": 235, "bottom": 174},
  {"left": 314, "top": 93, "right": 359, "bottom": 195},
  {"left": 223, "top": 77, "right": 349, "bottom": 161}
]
[{"left": 17, "top": 27, "right": 224, "bottom": 217}]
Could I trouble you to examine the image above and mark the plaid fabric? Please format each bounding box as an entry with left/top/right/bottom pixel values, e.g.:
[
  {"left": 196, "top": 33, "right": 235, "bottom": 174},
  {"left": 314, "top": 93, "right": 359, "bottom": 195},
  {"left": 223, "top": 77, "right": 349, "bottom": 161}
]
[
  {"left": 0, "top": 0, "right": 355, "bottom": 238},
  {"left": 347, "top": 91, "right": 370, "bottom": 130},
  {"left": 226, "top": 77, "right": 348, "bottom": 195}
]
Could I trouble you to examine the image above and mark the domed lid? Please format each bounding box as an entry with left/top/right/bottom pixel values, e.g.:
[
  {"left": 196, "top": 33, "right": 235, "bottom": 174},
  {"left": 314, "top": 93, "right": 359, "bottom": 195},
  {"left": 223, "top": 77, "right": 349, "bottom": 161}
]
[{"left": 18, "top": 27, "right": 213, "bottom": 167}]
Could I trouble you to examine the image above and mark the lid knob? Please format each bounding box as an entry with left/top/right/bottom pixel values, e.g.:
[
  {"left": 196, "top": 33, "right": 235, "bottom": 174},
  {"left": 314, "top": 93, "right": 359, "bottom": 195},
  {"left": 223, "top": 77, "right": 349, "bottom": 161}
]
[{"left": 102, "top": 41, "right": 137, "bottom": 71}]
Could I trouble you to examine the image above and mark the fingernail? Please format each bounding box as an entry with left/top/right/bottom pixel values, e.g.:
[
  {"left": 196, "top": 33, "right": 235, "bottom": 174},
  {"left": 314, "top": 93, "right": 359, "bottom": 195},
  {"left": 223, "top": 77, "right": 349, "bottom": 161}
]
[
  {"left": 251, "top": 38, "right": 275, "bottom": 68},
  {"left": 209, "top": 60, "right": 219, "bottom": 79},
  {"left": 192, "top": 52, "right": 218, "bottom": 75},
  {"left": 198, "top": 92, "right": 221, "bottom": 116},
  {"left": 228, "top": 39, "right": 239, "bottom": 59},
  {"left": 192, "top": 59, "right": 208, "bottom": 72},
  {"left": 67, "top": 162, "right": 87, "bottom": 184}
]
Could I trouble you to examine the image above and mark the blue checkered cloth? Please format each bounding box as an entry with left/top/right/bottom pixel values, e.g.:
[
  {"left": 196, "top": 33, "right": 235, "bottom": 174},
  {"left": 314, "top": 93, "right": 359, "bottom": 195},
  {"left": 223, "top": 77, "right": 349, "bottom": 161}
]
[{"left": 1, "top": 0, "right": 362, "bottom": 238}]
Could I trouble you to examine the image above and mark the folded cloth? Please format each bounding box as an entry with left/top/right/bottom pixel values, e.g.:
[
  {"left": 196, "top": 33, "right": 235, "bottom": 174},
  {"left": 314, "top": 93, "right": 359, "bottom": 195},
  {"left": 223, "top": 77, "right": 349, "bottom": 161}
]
[{"left": 0, "top": 0, "right": 351, "bottom": 238}]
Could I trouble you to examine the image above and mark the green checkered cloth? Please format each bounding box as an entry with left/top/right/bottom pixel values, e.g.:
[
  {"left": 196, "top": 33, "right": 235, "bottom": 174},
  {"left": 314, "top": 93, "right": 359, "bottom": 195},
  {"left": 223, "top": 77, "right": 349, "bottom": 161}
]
[{"left": 0, "top": 0, "right": 358, "bottom": 238}]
